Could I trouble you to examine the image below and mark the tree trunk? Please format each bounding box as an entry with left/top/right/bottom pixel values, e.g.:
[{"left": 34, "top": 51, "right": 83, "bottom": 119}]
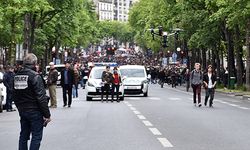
[
  {"left": 29, "top": 14, "right": 37, "bottom": 53},
  {"left": 246, "top": 19, "right": 250, "bottom": 90},
  {"left": 202, "top": 48, "right": 206, "bottom": 71},
  {"left": 224, "top": 25, "right": 235, "bottom": 89},
  {"left": 235, "top": 25, "right": 244, "bottom": 87},
  {"left": 23, "top": 13, "right": 31, "bottom": 54},
  {"left": 9, "top": 16, "right": 16, "bottom": 65}
]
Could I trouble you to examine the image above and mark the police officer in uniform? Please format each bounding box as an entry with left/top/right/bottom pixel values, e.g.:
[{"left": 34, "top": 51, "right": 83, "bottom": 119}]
[{"left": 13, "top": 53, "right": 51, "bottom": 150}]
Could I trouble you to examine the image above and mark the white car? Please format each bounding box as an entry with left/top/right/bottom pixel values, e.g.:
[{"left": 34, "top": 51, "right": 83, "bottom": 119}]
[
  {"left": 44, "top": 64, "right": 65, "bottom": 85},
  {"left": 120, "top": 65, "right": 149, "bottom": 97},
  {"left": 0, "top": 72, "right": 6, "bottom": 113},
  {"left": 86, "top": 66, "right": 124, "bottom": 101}
]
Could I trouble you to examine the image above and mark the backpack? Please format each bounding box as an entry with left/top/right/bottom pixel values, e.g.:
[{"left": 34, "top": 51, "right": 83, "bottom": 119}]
[{"left": 191, "top": 70, "right": 202, "bottom": 80}]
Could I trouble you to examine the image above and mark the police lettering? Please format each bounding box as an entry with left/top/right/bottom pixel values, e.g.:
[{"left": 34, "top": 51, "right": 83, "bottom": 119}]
[{"left": 15, "top": 76, "right": 28, "bottom": 81}]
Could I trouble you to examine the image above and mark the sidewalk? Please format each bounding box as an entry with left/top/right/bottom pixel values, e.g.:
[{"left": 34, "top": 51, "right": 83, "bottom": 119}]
[{"left": 171, "top": 84, "right": 250, "bottom": 101}]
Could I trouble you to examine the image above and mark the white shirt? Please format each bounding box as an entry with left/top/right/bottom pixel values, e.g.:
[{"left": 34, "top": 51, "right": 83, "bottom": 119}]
[{"left": 208, "top": 73, "right": 213, "bottom": 88}]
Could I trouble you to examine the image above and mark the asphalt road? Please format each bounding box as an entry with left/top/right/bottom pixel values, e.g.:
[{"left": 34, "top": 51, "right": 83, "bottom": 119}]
[{"left": 1, "top": 84, "right": 250, "bottom": 150}]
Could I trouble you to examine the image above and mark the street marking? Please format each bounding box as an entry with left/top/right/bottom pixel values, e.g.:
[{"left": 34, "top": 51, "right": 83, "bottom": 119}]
[
  {"left": 219, "top": 101, "right": 228, "bottom": 104},
  {"left": 228, "top": 104, "right": 239, "bottom": 107},
  {"left": 127, "top": 97, "right": 141, "bottom": 100},
  {"left": 133, "top": 110, "right": 141, "bottom": 115},
  {"left": 137, "top": 115, "right": 146, "bottom": 120},
  {"left": 188, "top": 98, "right": 193, "bottom": 100},
  {"left": 149, "top": 128, "right": 162, "bottom": 135},
  {"left": 238, "top": 106, "right": 249, "bottom": 110},
  {"left": 142, "top": 120, "right": 153, "bottom": 127},
  {"left": 169, "top": 98, "right": 181, "bottom": 101},
  {"left": 149, "top": 97, "right": 161, "bottom": 100},
  {"left": 130, "top": 107, "right": 136, "bottom": 111},
  {"left": 127, "top": 104, "right": 132, "bottom": 107},
  {"left": 157, "top": 138, "right": 174, "bottom": 148},
  {"left": 124, "top": 101, "right": 129, "bottom": 104}
]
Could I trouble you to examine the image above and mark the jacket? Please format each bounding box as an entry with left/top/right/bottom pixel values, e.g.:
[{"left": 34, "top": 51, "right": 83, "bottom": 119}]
[
  {"left": 3, "top": 71, "right": 15, "bottom": 91},
  {"left": 13, "top": 64, "right": 51, "bottom": 118},
  {"left": 60, "top": 68, "right": 75, "bottom": 86},
  {"left": 203, "top": 73, "right": 217, "bottom": 88},
  {"left": 47, "top": 68, "right": 58, "bottom": 85},
  {"left": 101, "top": 71, "right": 113, "bottom": 84}
]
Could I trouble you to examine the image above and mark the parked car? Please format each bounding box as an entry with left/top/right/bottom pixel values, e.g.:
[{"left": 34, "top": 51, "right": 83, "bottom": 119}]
[
  {"left": 119, "top": 65, "right": 149, "bottom": 97},
  {"left": 85, "top": 66, "right": 124, "bottom": 101}
]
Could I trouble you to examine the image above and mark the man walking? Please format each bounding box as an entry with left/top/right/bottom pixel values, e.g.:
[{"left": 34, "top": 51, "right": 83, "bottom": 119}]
[
  {"left": 191, "top": 63, "right": 203, "bottom": 107},
  {"left": 47, "top": 62, "right": 58, "bottom": 108},
  {"left": 60, "top": 61, "right": 74, "bottom": 107},
  {"left": 203, "top": 65, "right": 217, "bottom": 107},
  {"left": 101, "top": 66, "right": 113, "bottom": 102},
  {"left": 13, "top": 53, "right": 51, "bottom": 150},
  {"left": 3, "top": 65, "right": 15, "bottom": 112}
]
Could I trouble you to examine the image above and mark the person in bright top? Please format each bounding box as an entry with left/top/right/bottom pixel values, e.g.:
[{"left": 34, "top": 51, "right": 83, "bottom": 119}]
[{"left": 111, "top": 67, "right": 122, "bottom": 102}]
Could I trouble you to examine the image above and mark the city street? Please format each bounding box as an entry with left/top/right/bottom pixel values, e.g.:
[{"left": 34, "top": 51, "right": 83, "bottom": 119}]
[{"left": 1, "top": 84, "right": 250, "bottom": 150}]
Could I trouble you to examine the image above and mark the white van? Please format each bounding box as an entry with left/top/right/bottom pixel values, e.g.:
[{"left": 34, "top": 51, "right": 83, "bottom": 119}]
[
  {"left": 86, "top": 66, "right": 124, "bottom": 101},
  {"left": 119, "top": 65, "right": 149, "bottom": 97}
]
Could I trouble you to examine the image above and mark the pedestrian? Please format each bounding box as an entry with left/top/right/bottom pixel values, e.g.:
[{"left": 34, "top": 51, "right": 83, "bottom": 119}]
[
  {"left": 3, "top": 65, "right": 15, "bottom": 112},
  {"left": 13, "top": 53, "right": 51, "bottom": 150},
  {"left": 171, "top": 70, "right": 177, "bottom": 88},
  {"left": 158, "top": 68, "right": 165, "bottom": 88},
  {"left": 60, "top": 61, "right": 75, "bottom": 107},
  {"left": 111, "top": 67, "right": 121, "bottom": 102},
  {"left": 73, "top": 64, "right": 80, "bottom": 98},
  {"left": 47, "top": 62, "right": 58, "bottom": 108},
  {"left": 191, "top": 63, "right": 203, "bottom": 107},
  {"left": 185, "top": 69, "right": 191, "bottom": 92},
  {"left": 101, "top": 66, "right": 113, "bottom": 102},
  {"left": 203, "top": 65, "right": 217, "bottom": 107},
  {"left": 81, "top": 65, "right": 90, "bottom": 89}
]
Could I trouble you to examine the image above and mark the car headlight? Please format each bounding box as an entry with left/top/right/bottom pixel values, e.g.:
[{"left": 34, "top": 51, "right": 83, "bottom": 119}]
[{"left": 87, "top": 82, "right": 95, "bottom": 87}]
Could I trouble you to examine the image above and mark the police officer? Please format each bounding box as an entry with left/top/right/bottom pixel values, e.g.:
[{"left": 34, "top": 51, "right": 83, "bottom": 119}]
[{"left": 13, "top": 53, "right": 51, "bottom": 150}]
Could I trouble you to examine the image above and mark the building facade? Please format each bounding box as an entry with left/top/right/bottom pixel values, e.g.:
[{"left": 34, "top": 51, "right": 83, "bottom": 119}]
[{"left": 94, "top": 0, "right": 138, "bottom": 22}]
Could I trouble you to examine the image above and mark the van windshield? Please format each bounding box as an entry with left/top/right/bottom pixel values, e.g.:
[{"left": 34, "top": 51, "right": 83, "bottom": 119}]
[{"left": 120, "top": 69, "right": 145, "bottom": 78}]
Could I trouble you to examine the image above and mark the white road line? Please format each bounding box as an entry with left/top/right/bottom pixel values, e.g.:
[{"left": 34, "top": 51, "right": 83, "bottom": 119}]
[
  {"left": 137, "top": 115, "right": 146, "bottom": 120},
  {"left": 142, "top": 120, "right": 153, "bottom": 127},
  {"left": 219, "top": 101, "right": 229, "bottom": 104},
  {"left": 127, "top": 97, "right": 141, "bottom": 100},
  {"left": 188, "top": 98, "right": 193, "bottom": 100},
  {"left": 169, "top": 98, "right": 181, "bottom": 101},
  {"left": 228, "top": 104, "right": 239, "bottom": 107},
  {"left": 124, "top": 101, "right": 129, "bottom": 104},
  {"left": 127, "top": 104, "right": 132, "bottom": 107},
  {"left": 133, "top": 110, "right": 141, "bottom": 115},
  {"left": 157, "top": 138, "right": 174, "bottom": 148},
  {"left": 130, "top": 107, "right": 136, "bottom": 111},
  {"left": 149, "top": 97, "right": 161, "bottom": 100},
  {"left": 238, "top": 106, "right": 249, "bottom": 110},
  {"left": 149, "top": 128, "right": 162, "bottom": 135}
]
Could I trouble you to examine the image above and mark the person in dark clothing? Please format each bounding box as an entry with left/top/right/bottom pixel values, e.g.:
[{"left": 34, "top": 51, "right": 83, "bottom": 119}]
[
  {"left": 185, "top": 69, "right": 191, "bottom": 92},
  {"left": 81, "top": 66, "right": 90, "bottom": 89},
  {"left": 203, "top": 65, "right": 217, "bottom": 107},
  {"left": 60, "top": 61, "right": 75, "bottom": 107},
  {"left": 3, "top": 65, "right": 15, "bottom": 112},
  {"left": 171, "top": 70, "right": 177, "bottom": 88},
  {"left": 158, "top": 68, "right": 165, "bottom": 88},
  {"left": 111, "top": 67, "right": 121, "bottom": 102},
  {"left": 101, "top": 66, "right": 113, "bottom": 102},
  {"left": 13, "top": 53, "right": 51, "bottom": 150}
]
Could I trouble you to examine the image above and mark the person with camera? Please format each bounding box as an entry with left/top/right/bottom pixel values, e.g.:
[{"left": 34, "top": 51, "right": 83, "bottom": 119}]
[
  {"left": 101, "top": 66, "right": 113, "bottom": 103},
  {"left": 13, "top": 53, "right": 51, "bottom": 150},
  {"left": 47, "top": 62, "right": 58, "bottom": 108}
]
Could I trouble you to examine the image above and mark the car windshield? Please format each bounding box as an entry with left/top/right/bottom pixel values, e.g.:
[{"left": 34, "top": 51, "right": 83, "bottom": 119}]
[{"left": 120, "top": 69, "right": 145, "bottom": 78}]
